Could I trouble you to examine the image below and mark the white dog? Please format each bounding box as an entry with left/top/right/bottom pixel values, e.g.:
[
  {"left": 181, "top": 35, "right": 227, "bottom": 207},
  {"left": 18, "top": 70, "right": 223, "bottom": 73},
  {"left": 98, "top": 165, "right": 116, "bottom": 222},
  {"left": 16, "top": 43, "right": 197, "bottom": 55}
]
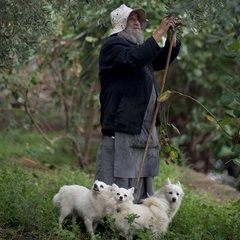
[
  {"left": 152, "top": 178, "right": 184, "bottom": 221},
  {"left": 105, "top": 183, "right": 135, "bottom": 234},
  {"left": 106, "top": 178, "right": 184, "bottom": 238},
  {"left": 53, "top": 180, "right": 111, "bottom": 239}
]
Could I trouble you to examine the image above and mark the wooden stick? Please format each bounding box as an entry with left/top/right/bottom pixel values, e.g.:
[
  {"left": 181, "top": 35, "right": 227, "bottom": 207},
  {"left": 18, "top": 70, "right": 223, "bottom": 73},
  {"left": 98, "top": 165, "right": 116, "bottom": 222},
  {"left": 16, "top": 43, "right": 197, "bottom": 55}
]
[{"left": 135, "top": 31, "right": 176, "bottom": 190}]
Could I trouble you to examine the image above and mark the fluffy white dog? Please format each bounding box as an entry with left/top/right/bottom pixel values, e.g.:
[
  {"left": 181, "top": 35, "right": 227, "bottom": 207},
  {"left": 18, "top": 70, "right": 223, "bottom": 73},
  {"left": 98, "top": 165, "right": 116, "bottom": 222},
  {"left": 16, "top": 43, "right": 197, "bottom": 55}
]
[
  {"left": 105, "top": 183, "right": 135, "bottom": 234},
  {"left": 152, "top": 177, "right": 184, "bottom": 221},
  {"left": 53, "top": 180, "right": 111, "bottom": 239},
  {"left": 106, "top": 178, "right": 184, "bottom": 238}
]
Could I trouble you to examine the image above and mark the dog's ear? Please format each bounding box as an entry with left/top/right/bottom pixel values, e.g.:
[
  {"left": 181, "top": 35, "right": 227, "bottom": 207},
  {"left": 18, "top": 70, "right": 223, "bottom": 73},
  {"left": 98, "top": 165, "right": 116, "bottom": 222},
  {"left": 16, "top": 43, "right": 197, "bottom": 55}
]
[
  {"left": 164, "top": 178, "right": 171, "bottom": 186},
  {"left": 176, "top": 181, "right": 181, "bottom": 187},
  {"left": 111, "top": 183, "right": 118, "bottom": 190},
  {"left": 129, "top": 187, "right": 135, "bottom": 195}
]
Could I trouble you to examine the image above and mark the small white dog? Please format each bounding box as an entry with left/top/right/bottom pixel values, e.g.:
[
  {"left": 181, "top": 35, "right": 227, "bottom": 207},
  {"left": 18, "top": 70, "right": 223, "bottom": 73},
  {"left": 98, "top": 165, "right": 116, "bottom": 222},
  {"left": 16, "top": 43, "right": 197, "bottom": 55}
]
[
  {"left": 105, "top": 184, "right": 135, "bottom": 235},
  {"left": 53, "top": 180, "right": 111, "bottom": 239},
  {"left": 106, "top": 178, "right": 184, "bottom": 238},
  {"left": 153, "top": 177, "right": 184, "bottom": 221}
]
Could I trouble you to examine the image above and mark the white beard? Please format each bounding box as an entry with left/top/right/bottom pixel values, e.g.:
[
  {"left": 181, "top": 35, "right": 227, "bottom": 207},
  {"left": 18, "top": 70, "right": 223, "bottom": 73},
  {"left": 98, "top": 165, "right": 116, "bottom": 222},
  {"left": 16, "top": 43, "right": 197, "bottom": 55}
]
[{"left": 118, "top": 28, "right": 144, "bottom": 45}]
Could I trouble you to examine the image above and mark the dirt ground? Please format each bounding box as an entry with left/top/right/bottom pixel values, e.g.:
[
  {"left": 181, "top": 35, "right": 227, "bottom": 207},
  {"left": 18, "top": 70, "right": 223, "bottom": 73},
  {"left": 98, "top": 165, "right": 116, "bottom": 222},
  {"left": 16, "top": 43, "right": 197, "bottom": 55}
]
[{"left": 180, "top": 167, "right": 240, "bottom": 203}]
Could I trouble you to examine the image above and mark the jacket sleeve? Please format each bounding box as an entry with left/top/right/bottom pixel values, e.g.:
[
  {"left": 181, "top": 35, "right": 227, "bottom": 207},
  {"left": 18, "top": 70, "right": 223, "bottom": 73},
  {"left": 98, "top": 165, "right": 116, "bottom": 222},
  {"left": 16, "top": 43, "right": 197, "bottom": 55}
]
[
  {"left": 100, "top": 36, "right": 162, "bottom": 71},
  {"left": 152, "top": 38, "right": 181, "bottom": 71}
]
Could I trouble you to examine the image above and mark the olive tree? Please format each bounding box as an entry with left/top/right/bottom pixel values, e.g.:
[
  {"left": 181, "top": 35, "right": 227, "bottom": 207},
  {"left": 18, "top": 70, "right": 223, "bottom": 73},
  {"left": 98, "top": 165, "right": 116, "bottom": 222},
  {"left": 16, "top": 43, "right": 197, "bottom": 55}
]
[{"left": 0, "top": 0, "right": 239, "bottom": 170}]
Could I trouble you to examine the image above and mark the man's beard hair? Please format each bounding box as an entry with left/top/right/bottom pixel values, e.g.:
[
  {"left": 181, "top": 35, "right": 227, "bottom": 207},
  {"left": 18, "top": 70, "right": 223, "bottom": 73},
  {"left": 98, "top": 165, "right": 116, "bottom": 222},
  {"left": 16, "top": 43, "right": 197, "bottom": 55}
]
[{"left": 118, "top": 28, "right": 144, "bottom": 45}]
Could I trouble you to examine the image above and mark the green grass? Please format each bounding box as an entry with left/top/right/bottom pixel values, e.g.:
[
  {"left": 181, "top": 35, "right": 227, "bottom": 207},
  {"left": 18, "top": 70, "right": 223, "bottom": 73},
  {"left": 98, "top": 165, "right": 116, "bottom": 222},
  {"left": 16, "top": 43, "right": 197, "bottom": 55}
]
[
  {"left": 0, "top": 163, "right": 93, "bottom": 239},
  {"left": 0, "top": 128, "right": 80, "bottom": 168},
  {"left": 0, "top": 129, "right": 240, "bottom": 239}
]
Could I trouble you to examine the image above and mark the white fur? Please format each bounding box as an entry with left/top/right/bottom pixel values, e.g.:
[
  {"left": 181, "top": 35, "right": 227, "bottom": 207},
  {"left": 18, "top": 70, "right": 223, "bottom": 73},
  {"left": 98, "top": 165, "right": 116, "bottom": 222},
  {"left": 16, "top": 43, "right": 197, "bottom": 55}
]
[
  {"left": 110, "top": 183, "right": 135, "bottom": 204},
  {"left": 153, "top": 177, "right": 184, "bottom": 221},
  {"left": 106, "top": 178, "right": 184, "bottom": 238},
  {"left": 105, "top": 184, "right": 135, "bottom": 234},
  {"left": 53, "top": 180, "right": 111, "bottom": 239}
]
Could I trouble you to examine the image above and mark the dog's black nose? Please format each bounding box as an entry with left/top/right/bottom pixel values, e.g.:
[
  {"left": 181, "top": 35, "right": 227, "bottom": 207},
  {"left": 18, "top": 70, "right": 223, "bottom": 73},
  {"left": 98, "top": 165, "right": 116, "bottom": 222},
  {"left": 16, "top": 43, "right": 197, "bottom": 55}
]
[
  {"left": 93, "top": 184, "right": 99, "bottom": 191},
  {"left": 119, "top": 196, "right": 123, "bottom": 200},
  {"left": 172, "top": 197, "right": 176, "bottom": 202}
]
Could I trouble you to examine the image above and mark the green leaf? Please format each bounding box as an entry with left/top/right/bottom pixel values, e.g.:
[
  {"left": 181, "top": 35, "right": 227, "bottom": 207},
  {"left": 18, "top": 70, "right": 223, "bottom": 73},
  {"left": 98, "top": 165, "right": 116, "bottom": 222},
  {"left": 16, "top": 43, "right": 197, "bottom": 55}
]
[
  {"left": 85, "top": 36, "right": 97, "bottom": 43},
  {"left": 231, "top": 144, "right": 240, "bottom": 154},
  {"left": 220, "top": 95, "right": 234, "bottom": 105},
  {"left": 228, "top": 41, "right": 240, "bottom": 51},
  {"left": 235, "top": 97, "right": 240, "bottom": 104},
  {"left": 31, "top": 76, "right": 37, "bottom": 85},
  {"left": 233, "top": 158, "right": 240, "bottom": 166},
  {"left": 233, "top": 110, "right": 240, "bottom": 118},
  {"left": 169, "top": 123, "right": 181, "bottom": 135},
  {"left": 220, "top": 75, "right": 233, "bottom": 82},
  {"left": 223, "top": 105, "right": 233, "bottom": 110},
  {"left": 225, "top": 111, "right": 236, "bottom": 118},
  {"left": 223, "top": 52, "right": 238, "bottom": 58},
  {"left": 157, "top": 90, "right": 171, "bottom": 103},
  {"left": 207, "top": 34, "right": 221, "bottom": 43},
  {"left": 170, "top": 149, "right": 178, "bottom": 160},
  {"left": 218, "top": 117, "right": 231, "bottom": 126},
  {"left": 206, "top": 115, "right": 216, "bottom": 122},
  {"left": 12, "top": 90, "right": 19, "bottom": 100}
]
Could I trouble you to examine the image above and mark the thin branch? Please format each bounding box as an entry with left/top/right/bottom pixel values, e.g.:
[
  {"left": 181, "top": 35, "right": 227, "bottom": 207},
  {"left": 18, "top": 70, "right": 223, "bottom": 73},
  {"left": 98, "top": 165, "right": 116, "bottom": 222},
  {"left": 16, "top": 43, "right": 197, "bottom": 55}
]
[
  {"left": 171, "top": 91, "right": 233, "bottom": 138},
  {"left": 23, "top": 103, "right": 52, "bottom": 144}
]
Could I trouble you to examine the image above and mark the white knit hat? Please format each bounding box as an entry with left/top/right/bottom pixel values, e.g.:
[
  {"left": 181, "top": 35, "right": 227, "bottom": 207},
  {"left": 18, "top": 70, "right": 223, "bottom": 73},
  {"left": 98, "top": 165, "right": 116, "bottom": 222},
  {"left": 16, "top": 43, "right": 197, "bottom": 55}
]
[{"left": 109, "top": 4, "right": 148, "bottom": 36}]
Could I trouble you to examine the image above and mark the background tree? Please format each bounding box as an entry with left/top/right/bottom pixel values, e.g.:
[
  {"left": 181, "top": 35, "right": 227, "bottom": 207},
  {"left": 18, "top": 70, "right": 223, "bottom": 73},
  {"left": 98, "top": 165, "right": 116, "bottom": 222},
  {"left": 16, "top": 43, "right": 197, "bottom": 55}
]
[
  {"left": 0, "top": 0, "right": 54, "bottom": 70},
  {"left": 161, "top": 0, "right": 240, "bottom": 174},
  {"left": 0, "top": 0, "right": 239, "bottom": 179}
]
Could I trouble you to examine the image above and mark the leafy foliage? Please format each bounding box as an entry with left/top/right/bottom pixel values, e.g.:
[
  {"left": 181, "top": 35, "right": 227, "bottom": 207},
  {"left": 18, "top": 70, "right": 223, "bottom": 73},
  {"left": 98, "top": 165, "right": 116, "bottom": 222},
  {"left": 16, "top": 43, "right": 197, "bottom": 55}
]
[
  {"left": 156, "top": 0, "right": 240, "bottom": 170},
  {"left": 0, "top": 0, "right": 239, "bottom": 172},
  {"left": 0, "top": 0, "right": 55, "bottom": 70}
]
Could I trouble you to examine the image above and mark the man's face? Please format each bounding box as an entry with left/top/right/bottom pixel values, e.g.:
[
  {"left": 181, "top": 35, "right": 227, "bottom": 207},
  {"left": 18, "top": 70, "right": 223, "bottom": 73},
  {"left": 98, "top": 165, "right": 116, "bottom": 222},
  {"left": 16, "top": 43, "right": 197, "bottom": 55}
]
[
  {"left": 126, "top": 12, "right": 141, "bottom": 36},
  {"left": 120, "top": 11, "right": 144, "bottom": 45}
]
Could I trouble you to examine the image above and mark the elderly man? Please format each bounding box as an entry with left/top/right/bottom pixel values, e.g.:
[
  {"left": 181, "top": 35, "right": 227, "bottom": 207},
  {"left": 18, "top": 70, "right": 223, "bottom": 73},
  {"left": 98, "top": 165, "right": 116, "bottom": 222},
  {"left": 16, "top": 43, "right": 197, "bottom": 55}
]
[{"left": 95, "top": 4, "right": 181, "bottom": 203}]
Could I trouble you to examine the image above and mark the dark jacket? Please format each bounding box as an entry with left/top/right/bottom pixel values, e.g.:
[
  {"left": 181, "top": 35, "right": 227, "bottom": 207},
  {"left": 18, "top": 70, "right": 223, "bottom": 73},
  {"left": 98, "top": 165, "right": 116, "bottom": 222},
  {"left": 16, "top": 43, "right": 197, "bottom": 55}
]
[{"left": 99, "top": 34, "right": 181, "bottom": 134}]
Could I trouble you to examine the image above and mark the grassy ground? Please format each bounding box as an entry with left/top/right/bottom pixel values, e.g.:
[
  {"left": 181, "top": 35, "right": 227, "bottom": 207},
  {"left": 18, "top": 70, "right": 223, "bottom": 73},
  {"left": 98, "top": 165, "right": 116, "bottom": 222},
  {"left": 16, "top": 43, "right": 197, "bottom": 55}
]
[{"left": 0, "top": 129, "right": 240, "bottom": 239}]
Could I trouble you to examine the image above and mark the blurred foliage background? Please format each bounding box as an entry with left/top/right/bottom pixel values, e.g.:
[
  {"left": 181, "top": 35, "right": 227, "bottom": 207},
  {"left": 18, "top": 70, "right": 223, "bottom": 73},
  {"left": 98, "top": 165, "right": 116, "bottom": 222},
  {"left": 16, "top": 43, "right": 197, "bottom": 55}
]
[{"left": 0, "top": 0, "right": 239, "bottom": 185}]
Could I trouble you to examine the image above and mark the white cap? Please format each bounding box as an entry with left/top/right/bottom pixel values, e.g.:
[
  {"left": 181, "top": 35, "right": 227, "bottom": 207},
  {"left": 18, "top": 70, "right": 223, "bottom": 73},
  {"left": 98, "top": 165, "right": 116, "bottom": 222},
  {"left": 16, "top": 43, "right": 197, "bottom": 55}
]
[{"left": 109, "top": 4, "right": 148, "bottom": 36}]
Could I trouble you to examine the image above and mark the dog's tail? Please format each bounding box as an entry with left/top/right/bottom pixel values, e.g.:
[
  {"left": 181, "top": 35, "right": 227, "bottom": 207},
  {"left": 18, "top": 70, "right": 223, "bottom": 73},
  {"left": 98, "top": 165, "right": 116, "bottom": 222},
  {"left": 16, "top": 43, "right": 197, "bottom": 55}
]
[{"left": 52, "top": 193, "right": 61, "bottom": 208}]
